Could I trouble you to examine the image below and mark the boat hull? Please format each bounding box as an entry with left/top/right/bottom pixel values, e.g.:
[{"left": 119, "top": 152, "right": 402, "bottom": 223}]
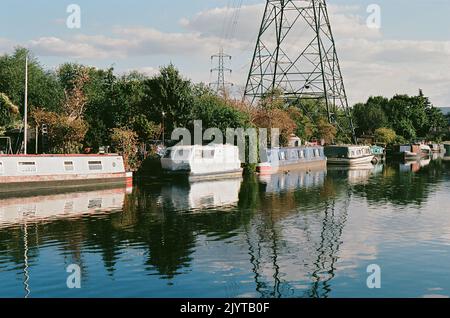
[
  {"left": 326, "top": 155, "right": 374, "bottom": 166},
  {"left": 257, "top": 159, "right": 327, "bottom": 175},
  {"left": 163, "top": 169, "right": 243, "bottom": 182},
  {"left": 0, "top": 173, "right": 131, "bottom": 197}
]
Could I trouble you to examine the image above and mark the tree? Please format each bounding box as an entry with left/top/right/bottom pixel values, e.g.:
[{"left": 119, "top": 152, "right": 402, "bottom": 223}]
[
  {"left": 141, "top": 65, "right": 194, "bottom": 134},
  {"left": 31, "top": 108, "right": 88, "bottom": 153},
  {"left": 352, "top": 96, "right": 389, "bottom": 136},
  {"left": 317, "top": 118, "right": 337, "bottom": 145},
  {"left": 0, "top": 92, "right": 20, "bottom": 129},
  {"left": 374, "top": 127, "right": 397, "bottom": 144},
  {"left": 191, "top": 93, "right": 251, "bottom": 137},
  {"left": 0, "top": 48, "right": 64, "bottom": 113},
  {"left": 110, "top": 128, "right": 139, "bottom": 171},
  {"left": 252, "top": 89, "right": 297, "bottom": 146}
]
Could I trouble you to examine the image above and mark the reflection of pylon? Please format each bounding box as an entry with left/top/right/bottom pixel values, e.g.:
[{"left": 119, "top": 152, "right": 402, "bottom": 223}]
[
  {"left": 244, "top": 0, "right": 356, "bottom": 142},
  {"left": 210, "top": 48, "right": 233, "bottom": 96}
]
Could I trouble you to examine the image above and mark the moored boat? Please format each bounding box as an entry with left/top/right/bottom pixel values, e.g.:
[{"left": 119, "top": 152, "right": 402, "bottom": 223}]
[
  {"left": 257, "top": 146, "right": 327, "bottom": 175},
  {"left": 324, "top": 145, "right": 374, "bottom": 166},
  {"left": 0, "top": 154, "right": 132, "bottom": 193},
  {"left": 161, "top": 144, "right": 243, "bottom": 180}
]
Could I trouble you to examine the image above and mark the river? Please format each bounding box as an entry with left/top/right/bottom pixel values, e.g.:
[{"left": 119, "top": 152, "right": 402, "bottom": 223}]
[{"left": 1, "top": 158, "right": 450, "bottom": 298}]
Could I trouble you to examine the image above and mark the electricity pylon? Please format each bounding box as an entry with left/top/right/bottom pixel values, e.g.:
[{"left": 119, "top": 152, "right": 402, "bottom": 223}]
[
  {"left": 243, "top": 0, "right": 356, "bottom": 142},
  {"left": 210, "top": 48, "right": 233, "bottom": 97}
]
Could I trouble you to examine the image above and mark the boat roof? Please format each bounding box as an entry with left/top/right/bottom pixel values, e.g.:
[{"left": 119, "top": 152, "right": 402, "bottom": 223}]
[
  {"left": 325, "top": 145, "right": 370, "bottom": 149},
  {"left": 0, "top": 154, "right": 121, "bottom": 158}
]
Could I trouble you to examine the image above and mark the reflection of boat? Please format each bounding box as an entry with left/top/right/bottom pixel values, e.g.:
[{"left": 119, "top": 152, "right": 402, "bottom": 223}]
[
  {"left": 0, "top": 187, "right": 126, "bottom": 228},
  {"left": 429, "top": 144, "right": 445, "bottom": 153},
  {"left": 159, "top": 178, "right": 242, "bottom": 211},
  {"left": 161, "top": 144, "right": 242, "bottom": 180},
  {"left": 257, "top": 146, "right": 326, "bottom": 175},
  {"left": 0, "top": 155, "right": 132, "bottom": 193},
  {"left": 399, "top": 157, "right": 431, "bottom": 173},
  {"left": 327, "top": 164, "right": 375, "bottom": 184},
  {"left": 258, "top": 167, "right": 326, "bottom": 193}
]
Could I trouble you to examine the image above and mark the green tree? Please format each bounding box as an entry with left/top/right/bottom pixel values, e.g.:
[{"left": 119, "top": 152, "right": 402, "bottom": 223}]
[
  {"left": 0, "top": 48, "right": 64, "bottom": 113},
  {"left": 141, "top": 65, "right": 194, "bottom": 134},
  {"left": 192, "top": 93, "right": 251, "bottom": 136},
  {"left": 0, "top": 92, "right": 20, "bottom": 129},
  {"left": 374, "top": 127, "right": 397, "bottom": 144},
  {"left": 352, "top": 96, "right": 389, "bottom": 136}
]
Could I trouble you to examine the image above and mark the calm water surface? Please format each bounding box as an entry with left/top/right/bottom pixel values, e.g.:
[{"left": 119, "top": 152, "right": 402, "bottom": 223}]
[{"left": 1, "top": 159, "right": 450, "bottom": 298}]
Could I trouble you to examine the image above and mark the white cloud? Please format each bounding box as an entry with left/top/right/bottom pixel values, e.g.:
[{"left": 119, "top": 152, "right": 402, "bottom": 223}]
[{"left": 0, "top": 3, "right": 449, "bottom": 106}]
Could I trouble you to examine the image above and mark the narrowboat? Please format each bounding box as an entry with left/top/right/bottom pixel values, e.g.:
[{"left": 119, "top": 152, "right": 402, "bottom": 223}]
[
  {"left": 387, "top": 144, "right": 431, "bottom": 161},
  {"left": 0, "top": 154, "right": 133, "bottom": 194},
  {"left": 161, "top": 144, "right": 243, "bottom": 180},
  {"left": 324, "top": 145, "right": 374, "bottom": 165},
  {"left": 443, "top": 143, "right": 450, "bottom": 161},
  {"left": 257, "top": 146, "right": 327, "bottom": 175}
]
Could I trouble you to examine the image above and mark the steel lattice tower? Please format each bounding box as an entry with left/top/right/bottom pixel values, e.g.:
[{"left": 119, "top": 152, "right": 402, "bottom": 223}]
[
  {"left": 244, "top": 0, "right": 356, "bottom": 142},
  {"left": 210, "top": 48, "right": 233, "bottom": 97}
]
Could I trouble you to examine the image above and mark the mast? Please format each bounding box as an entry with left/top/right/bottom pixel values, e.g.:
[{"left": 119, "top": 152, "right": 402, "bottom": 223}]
[{"left": 24, "top": 55, "right": 28, "bottom": 155}]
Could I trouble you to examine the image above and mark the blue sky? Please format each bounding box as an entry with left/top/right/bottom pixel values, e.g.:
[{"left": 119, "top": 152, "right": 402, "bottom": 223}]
[{"left": 1, "top": 0, "right": 449, "bottom": 106}]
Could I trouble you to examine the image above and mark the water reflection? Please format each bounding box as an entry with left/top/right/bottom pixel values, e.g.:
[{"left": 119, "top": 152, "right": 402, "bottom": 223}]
[
  {"left": 158, "top": 178, "right": 242, "bottom": 212},
  {"left": 0, "top": 188, "right": 126, "bottom": 228},
  {"left": 0, "top": 160, "right": 449, "bottom": 297}
]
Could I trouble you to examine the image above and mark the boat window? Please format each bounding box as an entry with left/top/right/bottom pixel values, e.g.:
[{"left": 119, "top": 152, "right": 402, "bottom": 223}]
[
  {"left": 174, "top": 149, "right": 190, "bottom": 160},
  {"left": 18, "top": 162, "right": 37, "bottom": 173},
  {"left": 314, "top": 149, "right": 320, "bottom": 157},
  {"left": 279, "top": 152, "right": 286, "bottom": 161},
  {"left": 202, "top": 149, "right": 215, "bottom": 159},
  {"left": 88, "top": 161, "right": 103, "bottom": 171},
  {"left": 0, "top": 162, "right": 3, "bottom": 174},
  {"left": 195, "top": 149, "right": 203, "bottom": 159},
  {"left": 64, "top": 161, "right": 74, "bottom": 172}
]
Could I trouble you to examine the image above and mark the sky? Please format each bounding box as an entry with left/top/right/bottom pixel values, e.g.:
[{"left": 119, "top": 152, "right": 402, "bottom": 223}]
[{"left": 0, "top": 0, "right": 449, "bottom": 107}]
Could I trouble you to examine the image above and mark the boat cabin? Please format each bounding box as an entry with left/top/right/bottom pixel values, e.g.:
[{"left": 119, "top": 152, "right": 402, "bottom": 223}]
[
  {"left": 161, "top": 144, "right": 242, "bottom": 179},
  {"left": 324, "top": 145, "right": 374, "bottom": 165}
]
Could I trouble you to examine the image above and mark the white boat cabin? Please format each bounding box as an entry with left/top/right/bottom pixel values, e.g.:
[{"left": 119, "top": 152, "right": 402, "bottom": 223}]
[
  {"left": 0, "top": 155, "right": 127, "bottom": 185},
  {"left": 161, "top": 144, "right": 242, "bottom": 178}
]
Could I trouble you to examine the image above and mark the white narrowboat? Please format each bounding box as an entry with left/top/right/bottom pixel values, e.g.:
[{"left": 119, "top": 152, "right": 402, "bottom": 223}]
[
  {"left": 161, "top": 144, "right": 243, "bottom": 180},
  {"left": 0, "top": 154, "right": 133, "bottom": 193},
  {"left": 324, "top": 145, "right": 375, "bottom": 165}
]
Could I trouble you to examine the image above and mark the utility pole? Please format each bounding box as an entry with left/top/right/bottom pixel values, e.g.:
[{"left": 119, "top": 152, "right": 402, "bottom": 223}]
[
  {"left": 210, "top": 48, "right": 233, "bottom": 97},
  {"left": 244, "top": 0, "right": 356, "bottom": 143},
  {"left": 24, "top": 55, "right": 28, "bottom": 155}
]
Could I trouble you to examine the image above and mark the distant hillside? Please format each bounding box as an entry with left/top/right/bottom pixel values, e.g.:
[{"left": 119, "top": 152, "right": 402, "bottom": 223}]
[{"left": 439, "top": 107, "right": 450, "bottom": 115}]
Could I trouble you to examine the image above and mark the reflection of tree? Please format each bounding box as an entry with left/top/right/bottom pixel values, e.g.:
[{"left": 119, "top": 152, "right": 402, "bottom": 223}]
[{"left": 351, "top": 161, "right": 446, "bottom": 206}]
